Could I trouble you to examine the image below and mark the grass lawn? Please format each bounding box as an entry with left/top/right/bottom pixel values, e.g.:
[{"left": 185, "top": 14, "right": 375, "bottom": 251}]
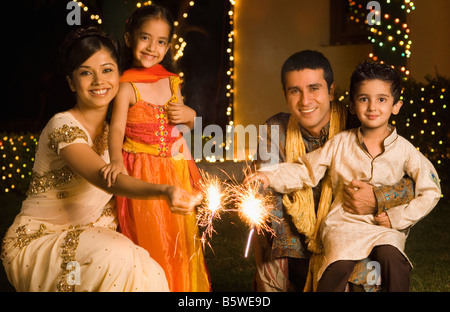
[
  {"left": 204, "top": 199, "right": 450, "bottom": 292},
  {"left": 0, "top": 193, "right": 449, "bottom": 292},
  {"left": 404, "top": 199, "right": 450, "bottom": 291}
]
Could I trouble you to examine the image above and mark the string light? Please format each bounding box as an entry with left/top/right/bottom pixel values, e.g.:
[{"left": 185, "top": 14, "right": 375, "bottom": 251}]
[
  {"left": 225, "top": 0, "right": 236, "bottom": 155},
  {"left": 350, "top": 0, "right": 414, "bottom": 80},
  {"left": 398, "top": 78, "right": 449, "bottom": 199},
  {"left": 71, "top": 0, "right": 103, "bottom": 24},
  {"left": 1, "top": 134, "right": 37, "bottom": 193},
  {"left": 173, "top": 1, "right": 194, "bottom": 62}
]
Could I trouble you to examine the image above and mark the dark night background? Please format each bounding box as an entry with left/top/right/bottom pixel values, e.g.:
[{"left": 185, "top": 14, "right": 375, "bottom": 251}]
[{"left": 1, "top": 0, "right": 231, "bottom": 132}]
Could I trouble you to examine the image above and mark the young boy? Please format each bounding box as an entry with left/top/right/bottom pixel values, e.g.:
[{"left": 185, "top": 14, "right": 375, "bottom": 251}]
[{"left": 249, "top": 61, "right": 441, "bottom": 291}]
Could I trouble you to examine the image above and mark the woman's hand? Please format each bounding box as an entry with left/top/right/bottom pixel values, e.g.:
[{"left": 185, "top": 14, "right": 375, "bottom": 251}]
[
  {"left": 100, "top": 160, "right": 128, "bottom": 187},
  {"left": 165, "top": 185, "right": 202, "bottom": 215}
]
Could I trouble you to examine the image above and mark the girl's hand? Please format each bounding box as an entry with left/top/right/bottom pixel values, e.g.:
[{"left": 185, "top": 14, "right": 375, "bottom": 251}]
[
  {"left": 166, "top": 103, "right": 196, "bottom": 127},
  {"left": 100, "top": 160, "right": 128, "bottom": 187},
  {"left": 165, "top": 185, "right": 202, "bottom": 215},
  {"left": 374, "top": 212, "right": 392, "bottom": 228},
  {"left": 242, "top": 172, "right": 270, "bottom": 190}
]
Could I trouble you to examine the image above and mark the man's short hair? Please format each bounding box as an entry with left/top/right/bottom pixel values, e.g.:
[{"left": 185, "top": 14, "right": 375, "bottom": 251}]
[{"left": 281, "top": 50, "right": 334, "bottom": 91}]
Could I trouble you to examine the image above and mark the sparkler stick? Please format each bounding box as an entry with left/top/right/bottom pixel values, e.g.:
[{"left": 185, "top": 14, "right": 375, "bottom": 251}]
[{"left": 244, "top": 227, "right": 255, "bottom": 258}]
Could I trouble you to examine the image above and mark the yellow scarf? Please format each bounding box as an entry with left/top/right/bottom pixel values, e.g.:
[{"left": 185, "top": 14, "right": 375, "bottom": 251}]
[{"left": 282, "top": 101, "right": 347, "bottom": 291}]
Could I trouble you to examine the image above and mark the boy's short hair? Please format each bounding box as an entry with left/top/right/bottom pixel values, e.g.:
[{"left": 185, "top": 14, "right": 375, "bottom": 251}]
[
  {"left": 349, "top": 60, "right": 402, "bottom": 104},
  {"left": 281, "top": 50, "right": 334, "bottom": 92}
]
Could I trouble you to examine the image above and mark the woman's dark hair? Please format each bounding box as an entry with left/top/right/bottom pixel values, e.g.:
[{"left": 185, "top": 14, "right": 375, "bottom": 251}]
[
  {"left": 349, "top": 60, "right": 402, "bottom": 104},
  {"left": 281, "top": 50, "right": 334, "bottom": 92},
  {"left": 122, "top": 4, "right": 176, "bottom": 72},
  {"left": 60, "top": 26, "right": 120, "bottom": 77}
]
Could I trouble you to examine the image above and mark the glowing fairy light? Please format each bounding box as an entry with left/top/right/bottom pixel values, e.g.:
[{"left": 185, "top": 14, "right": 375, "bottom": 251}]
[
  {"left": 1, "top": 134, "right": 37, "bottom": 193},
  {"left": 348, "top": 0, "right": 414, "bottom": 79},
  {"left": 72, "top": 0, "right": 102, "bottom": 24},
  {"left": 225, "top": 0, "right": 235, "bottom": 152}
]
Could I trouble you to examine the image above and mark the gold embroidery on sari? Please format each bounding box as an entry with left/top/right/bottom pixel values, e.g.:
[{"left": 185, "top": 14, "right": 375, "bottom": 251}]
[
  {"left": 56, "top": 204, "right": 115, "bottom": 292},
  {"left": 47, "top": 124, "right": 88, "bottom": 153},
  {"left": 57, "top": 226, "right": 85, "bottom": 292},
  {"left": 27, "top": 165, "right": 78, "bottom": 196},
  {"left": 13, "top": 224, "right": 49, "bottom": 249},
  {"left": 0, "top": 224, "right": 51, "bottom": 261},
  {"left": 92, "top": 123, "right": 109, "bottom": 156},
  {"left": 27, "top": 124, "right": 109, "bottom": 196},
  {"left": 1, "top": 205, "right": 114, "bottom": 263}
]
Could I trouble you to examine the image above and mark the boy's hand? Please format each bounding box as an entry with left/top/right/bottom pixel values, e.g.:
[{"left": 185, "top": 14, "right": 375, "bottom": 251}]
[
  {"left": 374, "top": 212, "right": 392, "bottom": 228},
  {"left": 243, "top": 172, "right": 270, "bottom": 190},
  {"left": 166, "top": 103, "right": 196, "bottom": 126},
  {"left": 100, "top": 160, "right": 128, "bottom": 187}
]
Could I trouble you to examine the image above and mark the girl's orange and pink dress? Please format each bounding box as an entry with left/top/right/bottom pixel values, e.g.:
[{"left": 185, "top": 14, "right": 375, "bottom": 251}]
[{"left": 116, "top": 65, "right": 210, "bottom": 291}]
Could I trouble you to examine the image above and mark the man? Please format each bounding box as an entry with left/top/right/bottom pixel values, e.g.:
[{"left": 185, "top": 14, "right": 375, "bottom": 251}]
[{"left": 251, "top": 50, "right": 414, "bottom": 292}]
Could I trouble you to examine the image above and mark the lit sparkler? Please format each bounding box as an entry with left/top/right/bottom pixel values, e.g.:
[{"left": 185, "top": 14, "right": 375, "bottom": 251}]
[
  {"left": 231, "top": 178, "right": 276, "bottom": 257},
  {"left": 195, "top": 167, "right": 277, "bottom": 258},
  {"left": 236, "top": 184, "right": 272, "bottom": 231},
  {"left": 196, "top": 170, "right": 230, "bottom": 247}
]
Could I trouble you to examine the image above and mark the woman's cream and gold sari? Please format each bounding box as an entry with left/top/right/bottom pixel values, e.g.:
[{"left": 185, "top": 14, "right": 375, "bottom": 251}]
[{"left": 1, "top": 112, "right": 169, "bottom": 292}]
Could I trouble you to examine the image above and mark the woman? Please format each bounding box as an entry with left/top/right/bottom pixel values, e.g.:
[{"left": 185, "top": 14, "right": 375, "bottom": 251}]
[{"left": 1, "top": 27, "right": 199, "bottom": 292}]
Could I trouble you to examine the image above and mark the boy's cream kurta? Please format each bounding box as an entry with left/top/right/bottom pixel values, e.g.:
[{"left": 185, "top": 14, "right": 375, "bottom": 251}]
[{"left": 260, "top": 127, "right": 441, "bottom": 279}]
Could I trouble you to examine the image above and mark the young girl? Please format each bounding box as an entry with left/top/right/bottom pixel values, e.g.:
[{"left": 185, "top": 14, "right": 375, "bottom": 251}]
[
  {"left": 248, "top": 61, "right": 441, "bottom": 291},
  {"left": 101, "top": 5, "right": 210, "bottom": 292}
]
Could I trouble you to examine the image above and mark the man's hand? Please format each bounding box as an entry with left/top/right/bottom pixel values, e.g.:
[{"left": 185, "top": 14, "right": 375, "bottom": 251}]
[
  {"left": 342, "top": 179, "right": 377, "bottom": 215},
  {"left": 243, "top": 172, "right": 270, "bottom": 190}
]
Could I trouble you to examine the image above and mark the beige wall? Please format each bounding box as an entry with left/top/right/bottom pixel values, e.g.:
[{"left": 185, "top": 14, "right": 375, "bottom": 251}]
[
  {"left": 234, "top": 0, "right": 450, "bottom": 128},
  {"left": 409, "top": 0, "right": 450, "bottom": 81}
]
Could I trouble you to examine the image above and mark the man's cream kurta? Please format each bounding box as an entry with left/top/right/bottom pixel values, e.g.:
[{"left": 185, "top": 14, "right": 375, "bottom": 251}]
[{"left": 260, "top": 127, "right": 441, "bottom": 279}]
